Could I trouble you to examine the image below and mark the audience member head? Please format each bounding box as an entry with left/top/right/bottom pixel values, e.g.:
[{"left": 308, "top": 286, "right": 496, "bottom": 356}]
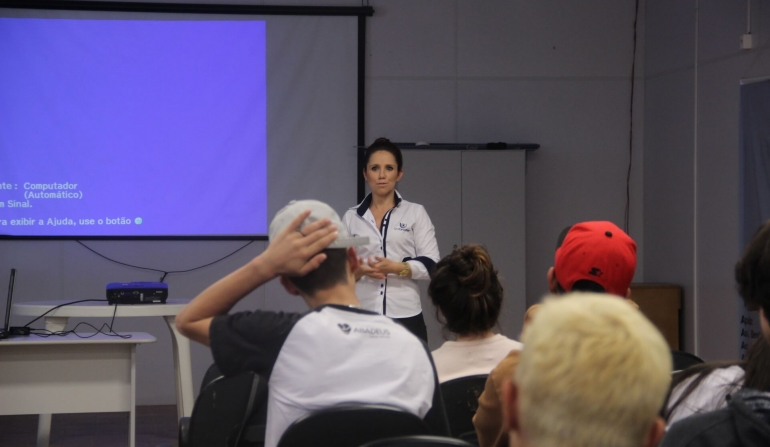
[
  {"left": 548, "top": 221, "right": 637, "bottom": 298},
  {"left": 505, "top": 293, "right": 671, "bottom": 447},
  {"left": 429, "top": 245, "right": 504, "bottom": 338},
  {"left": 269, "top": 200, "right": 368, "bottom": 300},
  {"left": 364, "top": 137, "right": 403, "bottom": 172},
  {"left": 736, "top": 220, "right": 770, "bottom": 339}
]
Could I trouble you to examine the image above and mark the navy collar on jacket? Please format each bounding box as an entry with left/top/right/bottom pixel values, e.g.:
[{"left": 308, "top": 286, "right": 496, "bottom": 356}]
[{"left": 356, "top": 191, "right": 402, "bottom": 217}]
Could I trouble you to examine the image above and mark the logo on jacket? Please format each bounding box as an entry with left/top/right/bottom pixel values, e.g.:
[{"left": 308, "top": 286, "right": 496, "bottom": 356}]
[
  {"left": 395, "top": 222, "right": 410, "bottom": 232},
  {"left": 338, "top": 323, "right": 351, "bottom": 334},
  {"left": 353, "top": 327, "right": 391, "bottom": 338}
]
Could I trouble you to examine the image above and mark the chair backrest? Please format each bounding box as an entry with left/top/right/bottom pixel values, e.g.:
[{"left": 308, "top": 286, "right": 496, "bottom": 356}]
[
  {"left": 439, "top": 375, "right": 488, "bottom": 439},
  {"left": 183, "top": 369, "right": 267, "bottom": 447},
  {"left": 360, "top": 435, "right": 476, "bottom": 447},
  {"left": 422, "top": 347, "right": 452, "bottom": 437},
  {"left": 276, "top": 404, "right": 431, "bottom": 447},
  {"left": 201, "top": 362, "right": 223, "bottom": 389},
  {"left": 671, "top": 350, "right": 705, "bottom": 372}
]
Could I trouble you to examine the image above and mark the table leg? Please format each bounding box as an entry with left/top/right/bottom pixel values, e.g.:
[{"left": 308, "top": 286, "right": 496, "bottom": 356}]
[
  {"left": 35, "top": 317, "right": 69, "bottom": 447},
  {"left": 164, "top": 315, "right": 194, "bottom": 418},
  {"left": 36, "top": 415, "right": 51, "bottom": 447},
  {"left": 130, "top": 346, "right": 136, "bottom": 447}
]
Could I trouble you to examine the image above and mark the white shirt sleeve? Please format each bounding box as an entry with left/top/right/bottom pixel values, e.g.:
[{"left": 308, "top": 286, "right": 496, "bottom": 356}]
[
  {"left": 406, "top": 205, "right": 440, "bottom": 281},
  {"left": 666, "top": 365, "right": 745, "bottom": 428}
]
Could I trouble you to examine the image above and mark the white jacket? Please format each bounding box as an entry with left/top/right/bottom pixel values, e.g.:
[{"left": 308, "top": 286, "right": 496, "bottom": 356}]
[{"left": 342, "top": 192, "right": 440, "bottom": 318}]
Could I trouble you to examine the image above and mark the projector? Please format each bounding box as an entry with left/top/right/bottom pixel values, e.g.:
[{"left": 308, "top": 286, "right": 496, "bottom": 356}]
[{"left": 107, "top": 282, "right": 168, "bottom": 304}]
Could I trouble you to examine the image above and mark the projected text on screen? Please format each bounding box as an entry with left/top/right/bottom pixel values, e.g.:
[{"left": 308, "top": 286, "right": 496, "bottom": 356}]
[{"left": 0, "top": 18, "right": 267, "bottom": 237}]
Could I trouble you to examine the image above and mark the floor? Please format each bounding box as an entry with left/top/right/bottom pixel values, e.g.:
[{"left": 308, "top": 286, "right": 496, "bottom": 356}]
[{"left": 0, "top": 405, "right": 178, "bottom": 447}]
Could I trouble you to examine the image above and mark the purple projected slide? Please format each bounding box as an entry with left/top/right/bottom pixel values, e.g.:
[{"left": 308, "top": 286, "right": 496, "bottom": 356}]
[{"left": 0, "top": 18, "right": 267, "bottom": 236}]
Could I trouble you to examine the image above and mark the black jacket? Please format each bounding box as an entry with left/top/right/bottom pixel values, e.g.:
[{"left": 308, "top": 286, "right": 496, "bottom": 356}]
[{"left": 661, "top": 389, "right": 770, "bottom": 447}]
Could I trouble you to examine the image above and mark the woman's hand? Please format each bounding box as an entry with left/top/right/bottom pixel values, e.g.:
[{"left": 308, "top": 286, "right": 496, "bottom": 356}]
[
  {"left": 356, "top": 257, "right": 386, "bottom": 280},
  {"left": 371, "top": 257, "right": 404, "bottom": 276}
]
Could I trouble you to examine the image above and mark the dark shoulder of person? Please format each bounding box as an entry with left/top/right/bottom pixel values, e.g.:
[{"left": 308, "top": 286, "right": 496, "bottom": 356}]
[
  {"left": 210, "top": 310, "right": 305, "bottom": 378},
  {"left": 661, "top": 407, "right": 741, "bottom": 447}
]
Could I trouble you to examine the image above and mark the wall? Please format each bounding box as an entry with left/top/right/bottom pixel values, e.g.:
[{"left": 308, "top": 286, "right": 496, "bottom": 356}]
[
  {"left": 644, "top": 0, "right": 770, "bottom": 359},
  {"left": 366, "top": 0, "right": 646, "bottom": 310},
  {"left": 0, "top": 0, "right": 647, "bottom": 405}
]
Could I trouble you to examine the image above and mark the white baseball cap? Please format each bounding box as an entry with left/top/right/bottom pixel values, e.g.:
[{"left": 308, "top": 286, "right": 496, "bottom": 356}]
[{"left": 269, "top": 200, "right": 369, "bottom": 248}]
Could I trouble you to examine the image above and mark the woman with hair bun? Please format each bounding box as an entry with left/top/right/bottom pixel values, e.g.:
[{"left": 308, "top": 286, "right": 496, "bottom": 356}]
[
  {"left": 343, "top": 137, "right": 440, "bottom": 342},
  {"left": 429, "top": 244, "right": 522, "bottom": 383}
]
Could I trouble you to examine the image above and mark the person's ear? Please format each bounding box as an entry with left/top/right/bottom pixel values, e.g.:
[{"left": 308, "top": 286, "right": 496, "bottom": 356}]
[
  {"left": 625, "top": 288, "right": 632, "bottom": 300},
  {"left": 547, "top": 267, "right": 558, "bottom": 294},
  {"left": 396, "top": 170, "right": 404, "bottom": 182},
  {"left": 347, "top": 248, "right": 359, "bottom": 273},
  {"left": 501, "top": 379, "right": 520, "bottom": 432},
  {"left": 279, "top": 276, "right": 301, "bottom": 296},
  {"left": 643, "top": 417, "right": 665, "bottom": 447}
]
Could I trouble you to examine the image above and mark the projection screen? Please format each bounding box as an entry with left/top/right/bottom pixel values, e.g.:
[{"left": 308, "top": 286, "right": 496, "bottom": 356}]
[{"left": 0, "top": 3, "right": 369, "bottom": 238}]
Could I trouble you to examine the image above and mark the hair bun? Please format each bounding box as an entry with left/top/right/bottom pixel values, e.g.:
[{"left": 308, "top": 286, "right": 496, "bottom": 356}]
[{"left": 428, "top": 244, "right": 504, "bottom": 336}]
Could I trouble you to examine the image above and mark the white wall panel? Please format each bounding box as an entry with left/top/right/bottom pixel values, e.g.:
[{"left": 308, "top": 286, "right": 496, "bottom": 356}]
[
  {"left": 366, "top": 79, "right": 457, "bottom": 143},
  {"left": 645, "top": 0, "right": 696, "bottom": 76},
  {"left": 698, "top": 0, "right": 748, "bottom": 63},
  {"left": 457, "top": 0, "right": 635, "bottom": 78},
  {"left": 368, "top": 0, "right": 457, "bottom": 78},
  {"left": 643, "top": 69, "right": 696, "bottom": 353}
]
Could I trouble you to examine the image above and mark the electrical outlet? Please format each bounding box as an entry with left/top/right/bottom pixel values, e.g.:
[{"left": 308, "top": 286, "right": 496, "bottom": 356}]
[{"left": 742, "top": 33, "right": 754, "bottom": 50}]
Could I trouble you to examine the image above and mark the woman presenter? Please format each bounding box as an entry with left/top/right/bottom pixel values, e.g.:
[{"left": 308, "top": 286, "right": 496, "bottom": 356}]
[{"left": 342, "top": 138, "right": 440, "bottom": 342}]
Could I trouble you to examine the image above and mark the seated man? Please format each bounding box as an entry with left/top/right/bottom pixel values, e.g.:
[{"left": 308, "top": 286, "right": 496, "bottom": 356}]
[
  {"left": 176, "top": 200, "right": 435, "bottom": 447},
  {"left": 660, "top": 220, "right": 770, "bottom": 446},
  {"left": 474, "top": 221, "right": 638, "bottom": 447},
  {"left": 502, "top": 293, "right": 671, "bottom": 447}
]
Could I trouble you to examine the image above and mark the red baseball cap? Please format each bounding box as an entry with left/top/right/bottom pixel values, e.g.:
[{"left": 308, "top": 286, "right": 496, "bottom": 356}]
[{"left": 554, "top": 221, "right": 637, "bottom": 297}]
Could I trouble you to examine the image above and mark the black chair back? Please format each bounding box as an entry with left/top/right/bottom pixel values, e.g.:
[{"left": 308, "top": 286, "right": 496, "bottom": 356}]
[
  {"left": 179, "top": 364, "right": 268, "bottom": 447},
  {"left": 201, "top": 362, "right": 223, "bottom": 389},
  {"left": 276, "top": 404, "right": 430, "bottom": 447},
  {"left": 361, "top": 435, "right": 476, "bottom": 446},
  {"left": 671, "top": 350, "right": 705, "bottom": 372},
  {"left": 439, "top": 375, "right": 488, "bottom": 440},
  {"left": 422, "top": 346, "right": 452, "bottom": 437}
]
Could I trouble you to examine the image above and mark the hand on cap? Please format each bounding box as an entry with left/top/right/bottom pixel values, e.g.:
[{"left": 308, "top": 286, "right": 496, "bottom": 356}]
[
  {"left": 261, "top": 210, "right": 338, "bottom": 277},
  {"left": 356, "top": 257, "right": 385, "bottom": 280}
]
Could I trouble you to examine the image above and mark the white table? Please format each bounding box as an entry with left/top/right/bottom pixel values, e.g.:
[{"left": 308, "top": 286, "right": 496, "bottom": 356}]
[
  {"left": 0, "top": 332, "right": 156, "bottom": 447},
  {"left": 13, "top": 299, "right": 194, "bottom": 447}
]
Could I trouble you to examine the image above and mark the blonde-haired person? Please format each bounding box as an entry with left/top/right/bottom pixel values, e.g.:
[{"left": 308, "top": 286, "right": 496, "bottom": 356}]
[
  {"left": 429, "top": 245, "right": 522, "bottom": 383},
  {"left": 502, "top": 293, "right": 671, "bottom": 447}
]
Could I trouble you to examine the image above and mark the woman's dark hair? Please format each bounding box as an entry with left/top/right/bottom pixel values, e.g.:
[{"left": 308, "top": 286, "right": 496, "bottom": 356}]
[
  {"left": 364, "top": 137, "right": 403, "bottom": 172},
  {"left": 743, "top": 336, "right": 770, "bottom": 390},
  {"left": 736, "top": 220, "right": 770, "bottom": 317},
  {"left": 662, "top": 337, "right": 770, "bottom": 422},
  {"left": 428, "top": 244, "right": 504, "bottom": 337}
]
